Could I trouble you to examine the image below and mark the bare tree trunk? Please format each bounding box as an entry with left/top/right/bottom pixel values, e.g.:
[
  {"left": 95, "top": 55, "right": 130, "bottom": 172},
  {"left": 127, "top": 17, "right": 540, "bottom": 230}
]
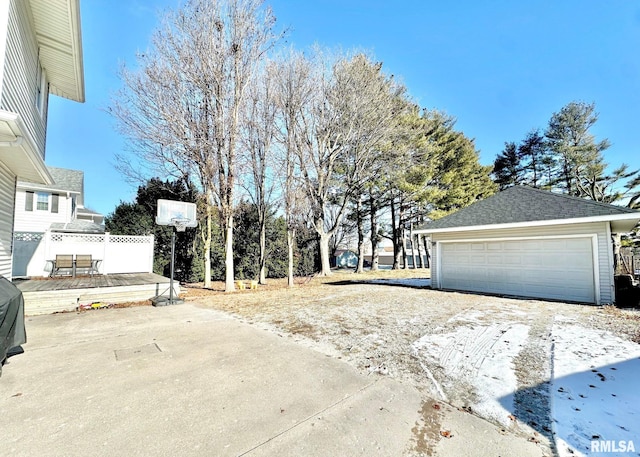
[
  {"left": 612, "top": 232, "right": 621, "bottom": 274},
  {"left": 370, "top": 195, "right": 380, "bottom": 272},
  {"left": 397, "top": 201, "right": 407, "bottom": 269},
  {"left": 287, "top": 228, "right": 296, "bottom": 287},
  {"left": 401, "top": 230, "right": 408, "bottom": 269},
  {"left": 319, "top": 232, "right": 332, "bottom": 276},
  {"left": 410, "top": 222, "right": 417, "bottom": 269},
  {"left": 415, "top": 233, "right": 424, "bottom": 268},
  {"left": 203, "top": 200, "right": 212, "bottom": 288},
  {"left": 224, "top": 214, "right": 234, "bottom": 292},
  {"left": 259, "top": 218, "right": 267, "bottom": 283},
  {"left": 355, "top": 199, "right": 365, "bottom": 273},
  {"left": 391, "top": 197, "right": 400, "bottom": 270},
  {"left": 423, "top": 235, "right": 430, "bottom": 268}
]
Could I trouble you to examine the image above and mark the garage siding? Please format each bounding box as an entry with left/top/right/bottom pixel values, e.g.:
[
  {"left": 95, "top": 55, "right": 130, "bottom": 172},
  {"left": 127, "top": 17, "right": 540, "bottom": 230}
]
[{"left": 431, "top": 222, "right": 613, "bottom": 304}]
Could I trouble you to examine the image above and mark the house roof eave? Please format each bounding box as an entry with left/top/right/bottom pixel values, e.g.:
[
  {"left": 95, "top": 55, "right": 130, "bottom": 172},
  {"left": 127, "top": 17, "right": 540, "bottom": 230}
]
[
  {"left": 15, "top": 181, "right": 81, "bottom": 195},
  {"left": 415, "top": 213, "right": 640, "bottom": 235},
  {"left": 29, "top": 0, "right": 85, "bottom": 103}
]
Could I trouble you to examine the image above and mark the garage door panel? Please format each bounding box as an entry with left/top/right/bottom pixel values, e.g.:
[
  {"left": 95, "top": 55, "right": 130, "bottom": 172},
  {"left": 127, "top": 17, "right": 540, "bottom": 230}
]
[
  {"left": 502, "top": 256, "right": 523, "bottom": 266},
  {"left": 521, "top": 254, "right": 545, "bottom": 266},
  {"left": 468, "top": 255, "right": 487, "bottom": 265},
  {"left": 440, "top": 237, "right": 595, "bottom": 303},
  {"left": 487, "top": 255, "right": 504, "bottom": 265}
]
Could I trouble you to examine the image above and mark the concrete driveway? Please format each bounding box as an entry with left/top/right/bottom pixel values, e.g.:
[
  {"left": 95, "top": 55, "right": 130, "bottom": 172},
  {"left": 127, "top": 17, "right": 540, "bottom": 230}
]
[{"left": 0, "top": 304, "right": 544, "bottom": 457}]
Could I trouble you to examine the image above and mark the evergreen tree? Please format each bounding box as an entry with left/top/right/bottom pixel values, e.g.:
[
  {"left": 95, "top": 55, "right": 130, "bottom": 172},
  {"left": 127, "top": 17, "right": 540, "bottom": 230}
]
[
  {"left": 492, "top": 142, "right": 521, "bottom": 190},
  {"left": 518, "top": 130, "right": 549, "bottom": 188},
  {"left": 105, "top": 178, "right": 201, "bottom": 282},
  {"left": 545, "top": 101, "right": 611, "bottom": 196}
]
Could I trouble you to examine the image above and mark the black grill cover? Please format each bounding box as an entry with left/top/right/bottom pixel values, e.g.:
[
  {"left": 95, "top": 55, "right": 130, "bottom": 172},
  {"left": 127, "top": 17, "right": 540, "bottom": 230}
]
[{"left": 0, "top": 276, "right": 26, "bottom": 364}]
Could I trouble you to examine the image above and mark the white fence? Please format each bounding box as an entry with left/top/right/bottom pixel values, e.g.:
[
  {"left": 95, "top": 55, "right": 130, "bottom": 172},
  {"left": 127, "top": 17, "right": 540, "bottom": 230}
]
[{"left": 12, "top": 231, "right": 154, "bottom": 278}]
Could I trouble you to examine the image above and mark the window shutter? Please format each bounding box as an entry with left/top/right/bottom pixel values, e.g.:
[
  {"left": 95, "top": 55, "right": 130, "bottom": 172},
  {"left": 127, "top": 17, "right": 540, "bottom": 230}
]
[
  {"left": 25, "top": 191, "right": 33, "bottom": 211},
  {"left": 52, "top": 194, "right": 59, "bottom": 213}
]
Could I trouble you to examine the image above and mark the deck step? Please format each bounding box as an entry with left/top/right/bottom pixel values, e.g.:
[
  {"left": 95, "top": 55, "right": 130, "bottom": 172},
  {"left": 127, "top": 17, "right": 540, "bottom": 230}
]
[{"left": 21, "top": 282, "right": 180, "bottom": 316}]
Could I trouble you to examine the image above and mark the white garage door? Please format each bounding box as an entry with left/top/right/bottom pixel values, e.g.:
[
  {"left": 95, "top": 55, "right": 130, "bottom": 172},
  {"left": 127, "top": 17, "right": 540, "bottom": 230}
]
[{"left": 440, "top": 237, "right": 595, "bottom": 303}]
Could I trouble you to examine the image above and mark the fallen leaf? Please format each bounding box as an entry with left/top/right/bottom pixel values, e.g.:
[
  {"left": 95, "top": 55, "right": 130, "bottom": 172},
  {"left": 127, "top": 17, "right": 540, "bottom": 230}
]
[{"left": 433, "top": 403, "right": 441, "bottom": 410}]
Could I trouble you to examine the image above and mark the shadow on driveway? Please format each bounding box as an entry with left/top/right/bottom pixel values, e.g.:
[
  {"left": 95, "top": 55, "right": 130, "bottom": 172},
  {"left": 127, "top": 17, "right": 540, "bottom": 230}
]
[
  {"left": 325, "top": 278, "right": 432, "bottom": 290},
  {"left": 499, "top": 358, "right": 640, "bottom": 456}
]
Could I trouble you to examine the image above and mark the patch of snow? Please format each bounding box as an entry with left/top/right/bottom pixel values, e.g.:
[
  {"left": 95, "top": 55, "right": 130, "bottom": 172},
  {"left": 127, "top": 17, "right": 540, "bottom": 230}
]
[
  {"left": 413, "top": 322, "right": 530, "bottom": 426},
  {"left": 551, "top": 319, "right": 640, "bottom": 457}
]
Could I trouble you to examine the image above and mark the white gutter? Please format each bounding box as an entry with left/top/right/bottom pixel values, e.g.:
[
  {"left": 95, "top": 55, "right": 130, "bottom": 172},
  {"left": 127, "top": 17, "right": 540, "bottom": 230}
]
[
  {"left": 0, "top": 111, "right": 53, "bottom": 185},
  {"left": 415, "top": 213, "right": 640, "bottom": 235},
  {"left": 15, "top": 181, "right": 80, "bottom": 194}
]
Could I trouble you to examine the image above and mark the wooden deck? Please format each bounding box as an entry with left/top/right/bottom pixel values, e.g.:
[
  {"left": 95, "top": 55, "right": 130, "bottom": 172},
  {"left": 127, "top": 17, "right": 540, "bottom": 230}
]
[
  {"left": 14, "top": 273, "right": 171, "bottom": 292},
  {"left": 15, "top": 273, "right": 179, "bottom": 315}
]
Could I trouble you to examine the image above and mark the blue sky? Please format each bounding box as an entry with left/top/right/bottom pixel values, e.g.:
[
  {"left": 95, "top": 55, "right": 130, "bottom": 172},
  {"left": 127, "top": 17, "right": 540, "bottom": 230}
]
[{"left": 45, "top": 0, "right": 640, "bottom": 216}]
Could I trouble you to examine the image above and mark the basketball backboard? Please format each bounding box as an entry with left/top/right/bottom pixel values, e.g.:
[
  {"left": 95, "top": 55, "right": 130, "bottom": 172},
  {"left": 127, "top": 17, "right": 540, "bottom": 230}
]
[{"left": 156, "top": 199, "right": 198, "bottom": 228}]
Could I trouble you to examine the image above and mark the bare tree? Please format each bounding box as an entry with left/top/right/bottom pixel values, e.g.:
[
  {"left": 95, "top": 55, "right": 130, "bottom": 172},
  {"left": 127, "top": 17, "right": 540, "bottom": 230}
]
[
  {"left": 285, "top": 51, "right": 404, "bottom": 275},
  {"left": 240, "top": 64, "right": 278, "bottom": 284},
  {"left": 110, "top": 0, "right": 280, "bottom": 291},
  {"left": 270, "top": 50, "right": 314, "bottom": 286}
]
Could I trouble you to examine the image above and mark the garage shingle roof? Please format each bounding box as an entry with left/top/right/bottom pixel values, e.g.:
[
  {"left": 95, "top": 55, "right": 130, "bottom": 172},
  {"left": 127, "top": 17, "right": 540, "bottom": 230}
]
[{"left": 420, "top": 186, "right": 639, "bottom": 230}]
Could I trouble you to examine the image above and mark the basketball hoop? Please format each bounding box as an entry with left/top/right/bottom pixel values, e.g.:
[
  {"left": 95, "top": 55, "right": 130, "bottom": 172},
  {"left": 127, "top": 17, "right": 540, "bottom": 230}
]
[
  {"left": 153, "top": 199, "right": 198, "bottom": 306},
  {"left": 170, "top": 217, "right": 191, "bottom": 233}
]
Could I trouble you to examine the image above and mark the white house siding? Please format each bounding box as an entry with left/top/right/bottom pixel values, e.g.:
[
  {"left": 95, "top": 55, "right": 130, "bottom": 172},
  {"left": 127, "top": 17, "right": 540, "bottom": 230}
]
[
  {"left": 1, "top": 0, "right": 47, "bottom": 154},
  {"left": 431, "top": 221, "right": 613, "bottom": 305},
  {"left": 13, "top": 187, "right": 71, "bottom": 232},
  {"left": 0, "top": 162, "right": 16, "bottom": 278},
  {"left": 0, "top": 1, "right": 10, "bottom": 96}
]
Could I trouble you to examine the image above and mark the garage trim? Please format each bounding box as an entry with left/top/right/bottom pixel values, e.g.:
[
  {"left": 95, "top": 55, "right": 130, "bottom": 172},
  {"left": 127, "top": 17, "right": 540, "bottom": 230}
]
[{"left": 435, "top": 233, "right": 600, "bottom": 304}]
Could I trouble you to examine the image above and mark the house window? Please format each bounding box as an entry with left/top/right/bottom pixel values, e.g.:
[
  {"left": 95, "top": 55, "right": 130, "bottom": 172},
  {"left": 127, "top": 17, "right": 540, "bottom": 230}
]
[{"left": 36, "top": 192, "right": 49, "bottom": 211}]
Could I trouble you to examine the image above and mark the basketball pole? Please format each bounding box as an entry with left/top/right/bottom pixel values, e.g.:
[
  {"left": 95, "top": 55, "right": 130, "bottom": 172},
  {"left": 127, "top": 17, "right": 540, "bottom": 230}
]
[{"left": 169, "top": 227, "right": 176, "bottom": 304}]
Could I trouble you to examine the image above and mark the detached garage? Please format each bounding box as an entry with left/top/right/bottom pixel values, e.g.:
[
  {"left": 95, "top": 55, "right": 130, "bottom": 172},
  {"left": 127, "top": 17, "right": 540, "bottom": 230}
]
[{"left": 417, "top": 186, "right": 640, "bottom": 305}]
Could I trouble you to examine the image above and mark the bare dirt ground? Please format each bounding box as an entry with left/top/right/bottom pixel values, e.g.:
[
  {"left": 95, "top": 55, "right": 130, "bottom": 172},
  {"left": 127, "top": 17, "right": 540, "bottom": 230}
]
[{"left": 182, "top": 269, "right": 640, "bottom": 455}]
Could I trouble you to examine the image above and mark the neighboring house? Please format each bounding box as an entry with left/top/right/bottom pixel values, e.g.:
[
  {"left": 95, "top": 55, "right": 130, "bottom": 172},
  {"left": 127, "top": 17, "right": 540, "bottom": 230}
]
[
  {"left": 14, "top": 166, "right": 104, "bottom": 234},
  {"left": 12, "top": 166, "right": 104, "bottom": 278},
  {"left": 0, "top": 0, "right": 84, "bottom": 279},
  {"left": 416, "top": 186, "right": 640, "bottom": 305},
  {"left": 333, "top": 239, "right": 428, "bottom": 269}
]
